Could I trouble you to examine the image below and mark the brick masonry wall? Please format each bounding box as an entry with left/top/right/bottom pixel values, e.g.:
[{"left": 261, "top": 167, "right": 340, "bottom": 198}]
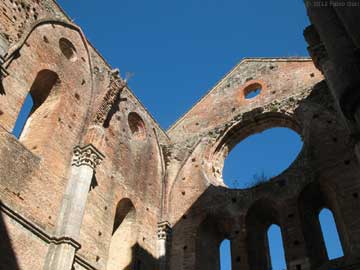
[
  {"left": 0, "top": 1, "right": 168, "bottom": 270},
  {"left": 0, "top": 1, "right": 360, "bottom": 270}
]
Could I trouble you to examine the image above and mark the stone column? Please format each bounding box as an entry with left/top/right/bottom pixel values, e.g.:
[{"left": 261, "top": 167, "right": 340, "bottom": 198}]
[
  {"left": 304, "top": 24, "right": 360, "bottom": 161},
  {"left": 43, "top": 144, "right": 104, "bottom": 270},
  {"left": 158, "top": 221, "right": 172, "bottom": 270},
  {"left": 304, "top": 2, "right": 360, "bottom": 126}
]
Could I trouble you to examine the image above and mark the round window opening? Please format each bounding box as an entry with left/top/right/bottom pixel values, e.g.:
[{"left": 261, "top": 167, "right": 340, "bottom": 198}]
[
  {"left": 222, "top": 127, "right": 303, "bottom": 189},
  {"left": 59, "top": 38, "right": 77, "bottom": 62},
  {"left": 128, "top": 112, "right": 146, "bottom": 140},
  {"left": 244, "top": 83, "right": 262, "bottom": 99}
]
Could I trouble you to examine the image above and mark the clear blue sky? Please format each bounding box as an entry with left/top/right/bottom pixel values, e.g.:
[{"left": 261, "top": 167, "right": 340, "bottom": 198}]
[
  {"left": 57, "top": 0, "right": 310, "bottom": 129},
  {"left": 13, "top": 1, "right": 345, "bottom": 269}
]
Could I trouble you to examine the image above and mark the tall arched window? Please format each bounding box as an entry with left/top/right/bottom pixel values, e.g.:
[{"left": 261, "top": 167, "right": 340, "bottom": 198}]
[
  {"left": 12, "top": 93, "right": 34, "bottom": 138},
  {"left": 319, "top": 208, "right": 344, "bottom": 260},
  {"left": 12, "top": 69, "right": 59, "bottom": 140},
  {"left": 107, "top": 198, "right": 138, "bottom": 270},
  {"left": 220, "top": 239, "right": 231, "bottom": 270},
  {"left": 267, "top": 224, "right": 287, "bottom": 270}
]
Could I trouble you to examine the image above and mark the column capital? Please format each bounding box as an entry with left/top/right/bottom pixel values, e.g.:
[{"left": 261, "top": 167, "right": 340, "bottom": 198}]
[
  {"left": 72, "top": 144, "right": 105, "bottom": 170},
  {"left": 308, "top": 43, "right": 328, "bottom": 71},
  {"left": 304, "top": 24, "right": 328, "bottom": 72},
  {"left": 158, "top": 221, "right": 172, "bottom": 241}
]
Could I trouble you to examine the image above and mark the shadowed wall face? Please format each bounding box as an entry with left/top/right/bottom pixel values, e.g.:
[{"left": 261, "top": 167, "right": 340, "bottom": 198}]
[
  {"left": 0, "top": 211, "right": 19, "bottom": 270},
  {"left": 1, "top": 1, "right": 360, "bottom": 270}
]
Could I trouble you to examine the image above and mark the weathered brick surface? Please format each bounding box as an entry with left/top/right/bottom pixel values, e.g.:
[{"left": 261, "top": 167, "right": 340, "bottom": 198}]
[{"left": 0, "top": 1, "right": 360, "bottom": 270}]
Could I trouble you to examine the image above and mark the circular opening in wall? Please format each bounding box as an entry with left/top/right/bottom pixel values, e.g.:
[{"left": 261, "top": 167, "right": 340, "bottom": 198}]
[
  {"left": 244, "top": 83, "right": 262, "bottom": 99},
  {"left": 128, "top": 112, "right": 146, "bottom": 140},
  {"left": 223, "top": 127, "right": 303, "bottom": 189},
  {"left": 59, "top": 38, "right": 77, "bottom": 62}
]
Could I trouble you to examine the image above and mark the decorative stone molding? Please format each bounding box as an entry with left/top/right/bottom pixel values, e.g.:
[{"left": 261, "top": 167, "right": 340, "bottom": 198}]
[
  {"left": 0, "top": 33, "right": 10, "bottom": 79},
  {"left": 93, "top": 69, "right": 126, "bottom": 125},
  {"left": 308, "top": 43, "right": 328, "bottom": 72},
  {"left": 74, "top": 255, "right": 100, "bottom": 270},
  {"left": 72, "top": 144, "right": 105, "bottom": 170},
  {"left": 0, "top": 201, "right": 81, "bottom": 250},
  {"left": 158, "top": 221, "right": 172, "bottom": 241}
]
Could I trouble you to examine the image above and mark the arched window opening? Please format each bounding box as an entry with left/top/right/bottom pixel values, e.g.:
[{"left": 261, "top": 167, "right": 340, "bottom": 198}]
[
  {"left": 12, "top": 93, "right": 34, "bottom": 138},
  {"left": 223, "top": 127, "right": 302, "bottom": 189},
  {"left": 220, "top": 239, "right": 231, "bottom": 270},
  {"left": 267, "top": 224, "right": 287, "bottom": 270},
  {"left": 107, "top": 198, "right": 138, "bottom": 270},
  {"left": 12, "top": 69, "right": 59, "bottom": 140},
  {"left": 319, "top": 208, "right": 344, "bottom": 260}
]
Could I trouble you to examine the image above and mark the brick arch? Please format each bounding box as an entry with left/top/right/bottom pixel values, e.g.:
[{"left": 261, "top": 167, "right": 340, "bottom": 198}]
[
  {"left": 0, "top": 19, "right": 94, "bottom": 176},
  {"left": 2, "top": 18, "right": 95, "bottom": 133}
]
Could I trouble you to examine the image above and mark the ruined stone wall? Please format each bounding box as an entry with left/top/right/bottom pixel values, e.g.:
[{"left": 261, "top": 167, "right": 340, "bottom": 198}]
[
  {"left": 166, "top": 59, "right": 360, "bottom": 270},
  {"left": 0, "top": 1, "right": 168, "bottom": 269},
  {"left": 1, "top": 1, "right": 360, "bottom": 270}
]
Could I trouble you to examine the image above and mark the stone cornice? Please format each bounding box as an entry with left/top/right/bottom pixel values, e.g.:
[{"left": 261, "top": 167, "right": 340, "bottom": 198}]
[
  {"left": 72, "top": 144, "right": 105, "bottom": 170},
  {"left": 0, "top": 201, "right": 81, "bottom": 250},
  {"left": 0, "top": 201, "right": 101, "bottom": 269}
]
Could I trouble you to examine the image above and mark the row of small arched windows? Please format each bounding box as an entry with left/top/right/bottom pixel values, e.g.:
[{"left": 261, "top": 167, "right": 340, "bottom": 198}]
[{"left": 220, "top": 208, "right": 344, "bottom": 270}]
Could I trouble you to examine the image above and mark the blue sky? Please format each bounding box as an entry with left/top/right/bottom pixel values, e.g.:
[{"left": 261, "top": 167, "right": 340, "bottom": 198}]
[
  {"left": 57, "top": 0, "right": 310, "bottom": 130},
  {"left": 13, "top": 1, "right": 345, "bottom": 269}
]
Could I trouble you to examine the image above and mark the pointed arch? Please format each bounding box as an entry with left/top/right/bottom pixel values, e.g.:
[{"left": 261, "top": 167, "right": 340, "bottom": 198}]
[
  {"left": 107, "top": 198, "right": 138, "bottom": 270},
  {"left": 2, "top": 18, "right": 95, "bottom": 135}
]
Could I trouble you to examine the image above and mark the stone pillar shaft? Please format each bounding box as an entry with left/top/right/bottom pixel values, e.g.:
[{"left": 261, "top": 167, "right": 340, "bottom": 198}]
[
  {"left": 305, "top": 2, "right": 360, "bottom": 121},
  {"left": 158, "top": 221, "right": 172, "bottom": 270},
  {"left": 43, "top": 144, "right": 104, "bottom": 270}
]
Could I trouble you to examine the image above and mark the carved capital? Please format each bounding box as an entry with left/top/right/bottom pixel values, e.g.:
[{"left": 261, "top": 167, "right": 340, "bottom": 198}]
[
  {"left": 158, "top": 221, "right": 172, "bottom": 241},
  {"left": 72, "top": 144, "right": 105, "bottom": 170},
  {"left": 304, "top": 25, "right": 328, "bottom": 71},
  {"left": 308, "top": 43, "right": 328, "bottom": 71}
]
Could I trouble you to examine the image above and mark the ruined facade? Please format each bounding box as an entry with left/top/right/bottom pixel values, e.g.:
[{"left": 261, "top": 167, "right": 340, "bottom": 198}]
[{"left": 0, "top": 1, "right": 360, "bottom": 270}]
